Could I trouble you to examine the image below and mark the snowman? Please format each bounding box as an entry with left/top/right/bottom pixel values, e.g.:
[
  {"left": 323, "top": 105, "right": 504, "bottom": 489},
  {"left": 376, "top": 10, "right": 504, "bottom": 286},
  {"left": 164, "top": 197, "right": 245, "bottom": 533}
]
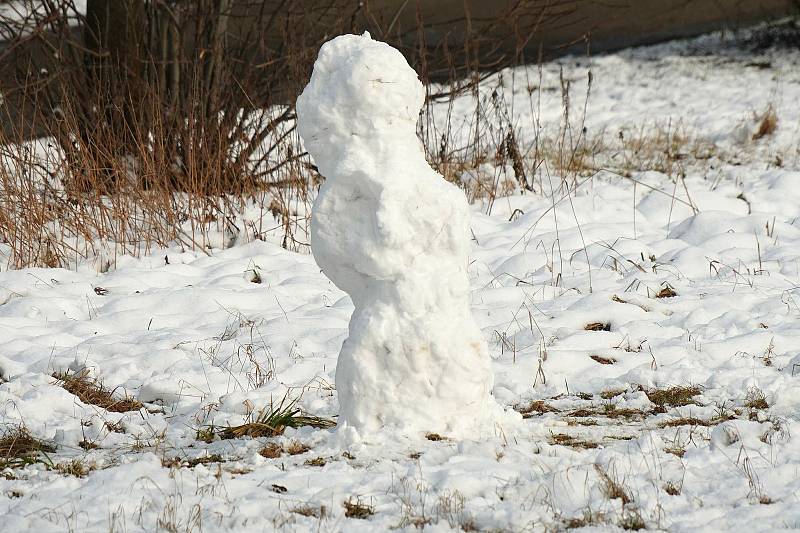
[{"left": 296, "top": 33, "right": 513, "bottom": 438}]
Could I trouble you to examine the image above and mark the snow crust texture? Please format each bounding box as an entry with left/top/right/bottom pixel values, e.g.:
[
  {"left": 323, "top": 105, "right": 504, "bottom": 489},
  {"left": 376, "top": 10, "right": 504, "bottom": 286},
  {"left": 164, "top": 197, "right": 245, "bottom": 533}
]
[{"left": 297, "top": 33, "right": 502, "bottom": 437}]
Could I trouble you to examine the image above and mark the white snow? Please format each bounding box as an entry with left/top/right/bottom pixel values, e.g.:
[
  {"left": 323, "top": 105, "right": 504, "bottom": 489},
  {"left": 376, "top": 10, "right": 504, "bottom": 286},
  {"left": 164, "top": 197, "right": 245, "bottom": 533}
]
[
  {"left": 1, "top": 24, "right": 800, "bottom": 532},
  {"left": 296, "top": 33, "right": 509, "bottom": 438}
]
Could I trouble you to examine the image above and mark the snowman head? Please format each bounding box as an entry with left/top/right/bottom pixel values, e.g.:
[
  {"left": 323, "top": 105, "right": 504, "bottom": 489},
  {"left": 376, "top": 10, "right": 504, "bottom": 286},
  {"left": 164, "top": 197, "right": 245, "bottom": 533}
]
[{"left": 296, "top": 33, "right": 425, "bottom": 176}]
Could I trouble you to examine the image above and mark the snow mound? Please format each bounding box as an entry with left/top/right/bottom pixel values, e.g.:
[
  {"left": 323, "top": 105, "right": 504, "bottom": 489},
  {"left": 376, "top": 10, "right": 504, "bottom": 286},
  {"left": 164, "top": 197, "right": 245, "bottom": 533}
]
[{"left": 297, "top": 33, "right": 514, "bottom": 439}]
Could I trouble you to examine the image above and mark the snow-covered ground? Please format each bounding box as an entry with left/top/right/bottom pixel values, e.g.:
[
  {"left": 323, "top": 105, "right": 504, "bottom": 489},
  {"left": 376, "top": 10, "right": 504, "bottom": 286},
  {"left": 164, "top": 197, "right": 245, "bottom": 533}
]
[{"left": 2, "top": 25, "right": 800, "bottom": 532}]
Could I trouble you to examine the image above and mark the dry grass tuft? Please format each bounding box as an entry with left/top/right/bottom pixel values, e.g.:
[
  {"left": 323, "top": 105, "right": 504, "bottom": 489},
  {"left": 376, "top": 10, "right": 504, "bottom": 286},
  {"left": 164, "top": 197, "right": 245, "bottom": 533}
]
[
  {"left": 567, "top": 404, "right": 647, "bottom": 420},
  {"left": 659, "top": 417, "right": 706, "bottom": 428},
  {"left": 604, "top": 405, "right": 648, "bottom": 420},
  {"left": 619, "top": 508, "right": 646, "bottom": 531},
  {"left": 593, "top": 467, "right": 648, "bottom": 531},
  {"left": 566, "top": 418, "right": 599, "bottom": 427},
  {"left": 594, "top": 464, "right": 632, "bottom": 504},
  {"left": 219, "top": 396, "right": 334, "bottom": 439},
  {"left": 645, "top": 385, "right": 702, "bottom": 408},
  {"left": 658, "top": 414, "right": 732, "bottom": 428},
  {"left": 563, "top": 510, "right": 606, "bottom": 529},
  {"left": 664, "top": 446, "right": 686, "bottom": 458},
  {"left": 259, "top": 440, "right": 310, "bottom": 458},
  {"left": 55, "top": 370, "right": 143, "bottom": 413},
  {"left": 659, "top": 416, "right": 712, "bottom": 428},
  {"left": 285, "top": 440, "right": 311, "bottom": 456},
  {"left": 55, "top": 459, "right": 90, "bottom": 477},
  {"left": 567, "top": 408, "right": 602, "bottom": 418},
  {"left": 605, "top": 434, "right": 636, "bottom": 441},
  {"left": 654, "top": 285, "right": 677, "bottom": 298},
  {"left": 290, "top": 504, "right": 327, "bottom": 518},
  {"left": 425, "top": 433, "right": 447, "bottom": 442},
  {"left": 343, "top": 498, "right": 375, "bottom": 519},
  {"left": 304, "top": 456, "right": 326, "bottom": 467},
  {"left": 163, "top": 454, "right": 223, "bottom": 469},
  {"left": 0, "top": 426, "right": 56, "bottom": 468},
  {"left": 516, "top": 400, "right": 557, "bottom": 418},
  {"left": 752, "top": 105, "right": 778, "bottom": 140},
  {"left": 105, "top": 420, "right": 125, "bottom": 434},
  {"left": 549, "top": 433, "right": 599, "bottom": 449},
  {"left": 590, "top": 355, "right": 617, "bottom": 365},
  {"left": 259, "top": 442, "right": 283, "bottom": 459},
  {"left": 195, "top": 426, "right": 216, "bottom": 443},
  {"left": 744, "top": 387, "right": 769, "bottom": 410}
]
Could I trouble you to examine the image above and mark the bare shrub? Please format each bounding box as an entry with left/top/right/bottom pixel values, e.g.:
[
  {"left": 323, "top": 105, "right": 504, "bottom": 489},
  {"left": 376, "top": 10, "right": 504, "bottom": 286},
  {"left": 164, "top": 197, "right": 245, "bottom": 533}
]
[{"left": 0, "top": 1, "right": 571, "bottom": 270}]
